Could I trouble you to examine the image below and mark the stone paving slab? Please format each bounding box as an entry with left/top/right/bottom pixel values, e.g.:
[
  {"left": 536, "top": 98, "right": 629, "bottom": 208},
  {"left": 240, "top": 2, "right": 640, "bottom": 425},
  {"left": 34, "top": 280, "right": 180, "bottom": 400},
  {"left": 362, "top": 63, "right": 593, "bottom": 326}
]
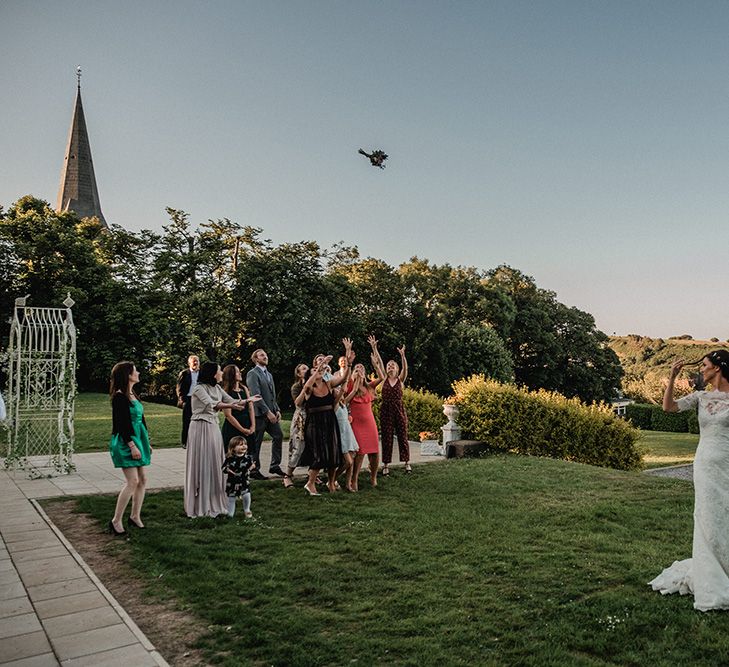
[
  {"left": 0, "top": 631, "right": 54, "bottom": 664},
  {"left": 1, "top": 653, "right": 59, "bottom": 667},
  {"left": 59, "top": 642, "right": 160, "bottom": 667},
  {"left": 0, "top": 597, "right": 33, "bottom": 620},
  {"left": 51, "top": 624, "right": 138, "bottom": 662},
  {"left": 34, "top": 591, "right": 107, "bottom": 621},
  {"left": 43, "top": 606, "right": 122, "bottom": 639}
]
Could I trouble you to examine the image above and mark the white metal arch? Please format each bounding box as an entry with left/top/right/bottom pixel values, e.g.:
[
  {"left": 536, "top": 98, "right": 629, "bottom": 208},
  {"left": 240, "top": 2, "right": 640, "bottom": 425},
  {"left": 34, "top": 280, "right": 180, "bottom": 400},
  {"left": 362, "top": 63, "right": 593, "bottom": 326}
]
[{"left": 4, "top": 295, "right": 77, "bottom": 476}]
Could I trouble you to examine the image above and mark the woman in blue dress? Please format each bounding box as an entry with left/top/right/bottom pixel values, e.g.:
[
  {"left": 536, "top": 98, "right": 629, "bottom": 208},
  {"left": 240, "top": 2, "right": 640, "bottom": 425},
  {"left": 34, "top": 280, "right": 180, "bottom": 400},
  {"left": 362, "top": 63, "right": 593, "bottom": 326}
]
[{"left": 109, "top": 361, "right": 152, "bottom": 535}]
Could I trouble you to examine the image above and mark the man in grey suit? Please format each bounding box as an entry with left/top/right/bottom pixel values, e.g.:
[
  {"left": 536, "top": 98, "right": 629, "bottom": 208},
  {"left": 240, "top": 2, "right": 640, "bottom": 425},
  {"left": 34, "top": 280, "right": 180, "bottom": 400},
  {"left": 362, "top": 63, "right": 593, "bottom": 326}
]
[{"left": 246, "top": 349, "right": 284, "bottom": 479}]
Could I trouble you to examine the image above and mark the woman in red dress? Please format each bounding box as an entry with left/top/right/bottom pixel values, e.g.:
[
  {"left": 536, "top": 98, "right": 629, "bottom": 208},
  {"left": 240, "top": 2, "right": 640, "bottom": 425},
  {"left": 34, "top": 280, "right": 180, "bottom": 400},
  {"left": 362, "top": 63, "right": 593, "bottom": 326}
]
[{"left": 347, "top": 353, "right": 383, "bottom": 490}]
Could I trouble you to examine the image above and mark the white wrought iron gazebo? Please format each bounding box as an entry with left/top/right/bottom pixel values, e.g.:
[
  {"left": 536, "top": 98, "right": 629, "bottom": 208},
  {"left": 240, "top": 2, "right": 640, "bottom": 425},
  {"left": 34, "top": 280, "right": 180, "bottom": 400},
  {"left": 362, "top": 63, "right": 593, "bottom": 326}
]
[{"left": 4, "top": 295, "right": 77, "bottom": 476}]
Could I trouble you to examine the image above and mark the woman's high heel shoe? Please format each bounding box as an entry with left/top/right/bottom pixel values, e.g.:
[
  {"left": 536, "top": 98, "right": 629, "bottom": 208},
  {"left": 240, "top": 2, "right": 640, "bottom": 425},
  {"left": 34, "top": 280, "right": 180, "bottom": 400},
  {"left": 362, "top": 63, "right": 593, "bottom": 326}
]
[
  {"left": 128, "top": 517, "right": 145, "bottom": 529},
  {"left": 304, "top": 484, "right": 321, "bottom": 496},
  {"left": 108, "top": 520, "right": 126, "bottom": 536}
]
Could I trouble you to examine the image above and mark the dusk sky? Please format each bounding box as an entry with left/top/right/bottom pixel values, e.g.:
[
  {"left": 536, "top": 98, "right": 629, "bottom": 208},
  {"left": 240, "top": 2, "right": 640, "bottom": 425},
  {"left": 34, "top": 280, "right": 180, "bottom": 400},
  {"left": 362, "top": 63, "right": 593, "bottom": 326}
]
[{"left": 2, "top": 1, "right": 728, "bottom": 340}]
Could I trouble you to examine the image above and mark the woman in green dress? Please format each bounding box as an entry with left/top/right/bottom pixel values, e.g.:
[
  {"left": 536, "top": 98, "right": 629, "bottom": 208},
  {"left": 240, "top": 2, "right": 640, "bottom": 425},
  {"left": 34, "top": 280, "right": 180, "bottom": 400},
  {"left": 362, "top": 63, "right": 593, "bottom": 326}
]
[
  {"left": 221, "top": 364, "right": 257, "bottom": 453},
  {"left": 109, "top": 361, "right": 152, "bottom": 535}
]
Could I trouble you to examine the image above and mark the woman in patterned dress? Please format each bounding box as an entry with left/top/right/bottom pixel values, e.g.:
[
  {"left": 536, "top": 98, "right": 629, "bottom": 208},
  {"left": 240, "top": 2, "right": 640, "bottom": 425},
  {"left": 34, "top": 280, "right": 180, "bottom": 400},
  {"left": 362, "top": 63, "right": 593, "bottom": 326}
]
[
  {"left": 283, "top": 363, "right": 308, "bottom": 488},
  {"left": 370, "top": 337, "right": 411, "bottom": 475}
]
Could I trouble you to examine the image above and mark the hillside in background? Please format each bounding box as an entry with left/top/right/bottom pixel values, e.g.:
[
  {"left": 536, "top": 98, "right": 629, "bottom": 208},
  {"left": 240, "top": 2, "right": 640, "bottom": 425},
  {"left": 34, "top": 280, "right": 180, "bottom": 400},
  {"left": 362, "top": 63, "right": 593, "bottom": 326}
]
[{"left": 608, "top": 335, "right": 729, "bottom": 403}]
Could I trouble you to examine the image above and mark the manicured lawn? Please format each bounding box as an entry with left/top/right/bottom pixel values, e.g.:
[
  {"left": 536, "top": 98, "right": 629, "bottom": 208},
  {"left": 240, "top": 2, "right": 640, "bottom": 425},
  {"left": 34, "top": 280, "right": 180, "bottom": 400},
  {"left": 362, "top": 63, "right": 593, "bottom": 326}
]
[
  {"left": 72, "top": 393, "right": 291, "bottom": 453},
  {"left": 58, "top": 456, "right": 729, "bottom": 666},
  {"left": 636, "top": 430, "right": 699, "bottom": 469}
]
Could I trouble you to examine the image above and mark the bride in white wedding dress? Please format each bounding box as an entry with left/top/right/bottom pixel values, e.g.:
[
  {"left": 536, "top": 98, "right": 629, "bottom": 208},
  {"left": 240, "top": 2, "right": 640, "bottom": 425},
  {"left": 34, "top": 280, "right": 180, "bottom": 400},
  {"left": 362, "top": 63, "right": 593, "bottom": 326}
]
[{"left": 649, "top": 350, "right": 729, "bottom": 611}]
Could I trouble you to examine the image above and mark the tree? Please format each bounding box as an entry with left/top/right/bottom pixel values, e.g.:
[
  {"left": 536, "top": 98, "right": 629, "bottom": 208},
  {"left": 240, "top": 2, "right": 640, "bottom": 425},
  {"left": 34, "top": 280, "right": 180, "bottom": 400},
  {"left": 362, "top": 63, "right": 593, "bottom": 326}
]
[{"left": 485, "top": 265, "right": 622, "bottom": 402}]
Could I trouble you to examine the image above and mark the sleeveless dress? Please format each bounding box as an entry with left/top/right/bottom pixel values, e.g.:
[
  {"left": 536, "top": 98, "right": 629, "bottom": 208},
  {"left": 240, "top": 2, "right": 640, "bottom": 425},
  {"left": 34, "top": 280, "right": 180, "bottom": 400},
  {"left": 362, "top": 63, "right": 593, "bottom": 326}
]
[
  {"left": 110, "top": 400, "right": 151, "bottom": 468},
  {"left": 350, "top": 385, "right": 380, "bottom": 455},
  {"left": 335, "top": 403, "right": 359, "bottom": 454},
  {"left": 221, "top": 389, "right": 255, "bottom": 452},
  {"left": 300, "top": 390, "right": 342, "bottom": 470},
  {"left": 649, "top": 390, "right": 729, "bottom": 611}
]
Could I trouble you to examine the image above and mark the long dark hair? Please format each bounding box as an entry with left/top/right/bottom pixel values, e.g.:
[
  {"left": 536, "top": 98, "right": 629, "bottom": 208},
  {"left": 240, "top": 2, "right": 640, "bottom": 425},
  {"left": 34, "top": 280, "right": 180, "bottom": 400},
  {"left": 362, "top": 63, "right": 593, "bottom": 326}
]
[
  {"left": 197, "top": 361, "right": 220, "bottom": 387},
  {"left": 198, "top": 361, "right": 220, "bottom": 386},
  {"left": 706, "top": 350, "right": 729, "bottom": 382},
  {"left": 686, "top": 350, "right": 729, "bottom": 383},
  {"left": 109, "top": 361, "right": 138, "bottom": 400},
  {"left": 221, "top": 364, "right": 240, "bottom": 394}
]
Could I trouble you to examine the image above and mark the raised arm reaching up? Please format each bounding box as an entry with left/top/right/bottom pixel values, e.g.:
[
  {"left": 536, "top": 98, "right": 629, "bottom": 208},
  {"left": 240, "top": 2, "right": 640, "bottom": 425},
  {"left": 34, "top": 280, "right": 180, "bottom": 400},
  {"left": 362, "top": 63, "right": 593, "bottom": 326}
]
[
  {"left": 397, "top": 345, "right": 408, "bottom": 384},
  {"left": 368, "top": 335, "right": 386, "bottom": 380}
]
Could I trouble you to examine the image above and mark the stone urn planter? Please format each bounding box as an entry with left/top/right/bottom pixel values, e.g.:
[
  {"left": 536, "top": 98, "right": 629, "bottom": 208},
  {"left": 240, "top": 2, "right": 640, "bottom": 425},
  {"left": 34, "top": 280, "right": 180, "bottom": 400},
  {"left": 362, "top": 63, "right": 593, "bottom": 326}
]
[
  {"left": 441, "top": 402, "right": 461, "bottom": 454},
  {"left": 443, "top": 403, "right": 459, "bottom": 425}
]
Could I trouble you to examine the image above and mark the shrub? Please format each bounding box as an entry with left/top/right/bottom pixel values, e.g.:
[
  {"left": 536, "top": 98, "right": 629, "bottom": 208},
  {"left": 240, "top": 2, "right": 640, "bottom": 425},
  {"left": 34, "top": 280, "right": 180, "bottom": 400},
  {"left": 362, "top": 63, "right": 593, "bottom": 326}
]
[
  {"left": 451, "top": 375, "right": 641, "bottom": 471},
  {"left": 625, "top": 402, "right": 697, "bottom": 433},
  {"left": 372, "top": 386, "right": 444, "bottom": 441},
  {"left": 625, "top": 403, "right": 652, "bottom": 430},
  {"left": 651, "top": 409, "right": 688, "bottom": 433}
]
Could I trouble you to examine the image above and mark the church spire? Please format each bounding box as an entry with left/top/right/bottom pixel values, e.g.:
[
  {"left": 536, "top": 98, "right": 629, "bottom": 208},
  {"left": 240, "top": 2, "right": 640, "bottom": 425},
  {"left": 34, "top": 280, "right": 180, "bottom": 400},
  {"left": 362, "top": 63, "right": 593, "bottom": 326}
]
[{"left": 56, "top": 67, "right": 108, "bottom": 227}]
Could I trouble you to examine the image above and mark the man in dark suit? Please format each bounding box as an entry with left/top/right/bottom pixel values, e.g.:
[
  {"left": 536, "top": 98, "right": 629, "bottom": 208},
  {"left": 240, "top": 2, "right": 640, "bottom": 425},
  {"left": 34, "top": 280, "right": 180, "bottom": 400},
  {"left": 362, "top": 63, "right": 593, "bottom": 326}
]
[
  {"left": 176, "top": 355, "right": 200, "bottom": 449},
  {"left": 246, "top": 349, "right": 283, "bottom": 479}
]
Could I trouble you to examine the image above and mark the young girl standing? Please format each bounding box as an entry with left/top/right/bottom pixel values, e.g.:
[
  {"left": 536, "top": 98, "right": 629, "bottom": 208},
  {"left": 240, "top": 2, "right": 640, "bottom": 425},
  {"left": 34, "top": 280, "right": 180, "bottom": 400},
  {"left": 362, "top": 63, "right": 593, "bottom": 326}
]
[{"left": 222, "top": 436, "right": 255, "bottom": 518}]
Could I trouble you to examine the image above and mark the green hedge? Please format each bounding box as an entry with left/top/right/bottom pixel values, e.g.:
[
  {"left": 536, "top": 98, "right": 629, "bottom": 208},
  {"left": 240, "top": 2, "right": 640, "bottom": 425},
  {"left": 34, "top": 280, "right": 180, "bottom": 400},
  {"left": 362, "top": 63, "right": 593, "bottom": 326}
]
[
  {"left": 625, "top": 403, "right": 694, "bottom": 433},
  {"left": 624, "top": 404, "right": 652, "bottom": 430},
  {"left": 372, "top": 386, "right": 445, "bottom": 441},
  {"left": 451, "top": 375, "right": 641, "bottom": 471},
  {"left": 651, "top": 409, "right": 689, "bottom": 433}
]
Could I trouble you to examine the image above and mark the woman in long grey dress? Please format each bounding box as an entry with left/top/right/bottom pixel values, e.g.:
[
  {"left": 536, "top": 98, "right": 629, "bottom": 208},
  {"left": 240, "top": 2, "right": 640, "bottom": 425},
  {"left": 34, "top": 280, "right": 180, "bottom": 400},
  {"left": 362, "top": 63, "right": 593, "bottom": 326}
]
[
  {"left": 184, "top": 362, "right": 259, "bottom": 518},
  {"left": 649, "top": 350, "right": 729, "bottom": 611}
]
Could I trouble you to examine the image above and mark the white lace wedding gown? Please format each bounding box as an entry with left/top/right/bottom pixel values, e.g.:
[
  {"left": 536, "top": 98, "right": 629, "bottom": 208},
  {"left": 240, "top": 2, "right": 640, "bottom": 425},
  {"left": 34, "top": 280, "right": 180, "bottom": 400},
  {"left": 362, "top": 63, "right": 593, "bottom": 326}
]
[{"left": 649, "top": 391, "right": 729, "bottom": 611}]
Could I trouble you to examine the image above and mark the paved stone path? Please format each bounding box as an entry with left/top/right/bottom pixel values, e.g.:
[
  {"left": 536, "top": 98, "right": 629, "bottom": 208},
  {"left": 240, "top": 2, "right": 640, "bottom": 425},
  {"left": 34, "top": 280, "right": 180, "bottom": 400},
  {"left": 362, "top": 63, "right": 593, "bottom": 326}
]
[
  {"left": 0, "top": 443, "right": 437, "bottom": 665},
  {"left": 643, "top": 463, "right": 694, "bottom": 482}
]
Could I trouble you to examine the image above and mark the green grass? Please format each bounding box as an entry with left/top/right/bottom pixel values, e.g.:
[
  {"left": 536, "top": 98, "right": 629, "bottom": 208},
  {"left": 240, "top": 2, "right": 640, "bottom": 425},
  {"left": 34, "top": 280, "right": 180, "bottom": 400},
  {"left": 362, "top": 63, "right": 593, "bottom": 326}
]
[
  {"left": 72, "top": 393, "right": 291, "bottom": 453},
  {"left": 636, "top": 430, "right": 699, "bottom": 469},
  {"left": 59, "top": 456, "right": 729, "bottom": 667}
]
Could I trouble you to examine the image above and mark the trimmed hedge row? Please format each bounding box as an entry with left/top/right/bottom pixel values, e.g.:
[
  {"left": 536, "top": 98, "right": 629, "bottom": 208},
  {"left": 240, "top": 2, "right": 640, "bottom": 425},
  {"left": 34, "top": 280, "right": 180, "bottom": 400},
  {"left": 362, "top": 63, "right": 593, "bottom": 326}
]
[
  {"left": 451, "top": 375, "right": 641, "bottom": 471},
  {"left": 624, "top": 403, "right": 699, "bottom": 434}
]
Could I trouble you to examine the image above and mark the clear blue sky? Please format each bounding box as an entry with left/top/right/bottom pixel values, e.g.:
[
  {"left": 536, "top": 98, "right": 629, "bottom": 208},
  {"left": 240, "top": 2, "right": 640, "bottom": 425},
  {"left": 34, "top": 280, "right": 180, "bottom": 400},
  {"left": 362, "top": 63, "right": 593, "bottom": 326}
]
[{"left": 2, "top": 1, "right": 728, "bottom": 340}]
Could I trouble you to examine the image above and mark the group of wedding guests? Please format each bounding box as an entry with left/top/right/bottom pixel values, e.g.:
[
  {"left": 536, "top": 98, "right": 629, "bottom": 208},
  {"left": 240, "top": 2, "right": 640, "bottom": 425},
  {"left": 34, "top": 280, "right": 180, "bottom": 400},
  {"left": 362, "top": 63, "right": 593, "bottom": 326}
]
[
  {"left": 107, "top": 336, "right": 412, "bottom": 533},
  {"left": 108, "top": 344, "right": 729, "bottom": 616}
]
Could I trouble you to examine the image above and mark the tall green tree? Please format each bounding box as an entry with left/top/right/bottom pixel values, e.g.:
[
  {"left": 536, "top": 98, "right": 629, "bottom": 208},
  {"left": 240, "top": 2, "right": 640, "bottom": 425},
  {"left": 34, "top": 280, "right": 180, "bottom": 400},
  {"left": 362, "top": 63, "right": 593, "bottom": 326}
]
[{"left": 485, "top": 265, "right": 621, "bottom": 402}]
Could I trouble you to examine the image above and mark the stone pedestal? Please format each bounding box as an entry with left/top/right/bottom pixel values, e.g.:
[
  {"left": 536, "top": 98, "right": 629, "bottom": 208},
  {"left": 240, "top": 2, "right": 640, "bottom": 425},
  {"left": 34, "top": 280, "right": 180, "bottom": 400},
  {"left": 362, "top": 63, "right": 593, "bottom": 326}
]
[{"left": 441, "top": 403, "right": 461, "bottom": 451}]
